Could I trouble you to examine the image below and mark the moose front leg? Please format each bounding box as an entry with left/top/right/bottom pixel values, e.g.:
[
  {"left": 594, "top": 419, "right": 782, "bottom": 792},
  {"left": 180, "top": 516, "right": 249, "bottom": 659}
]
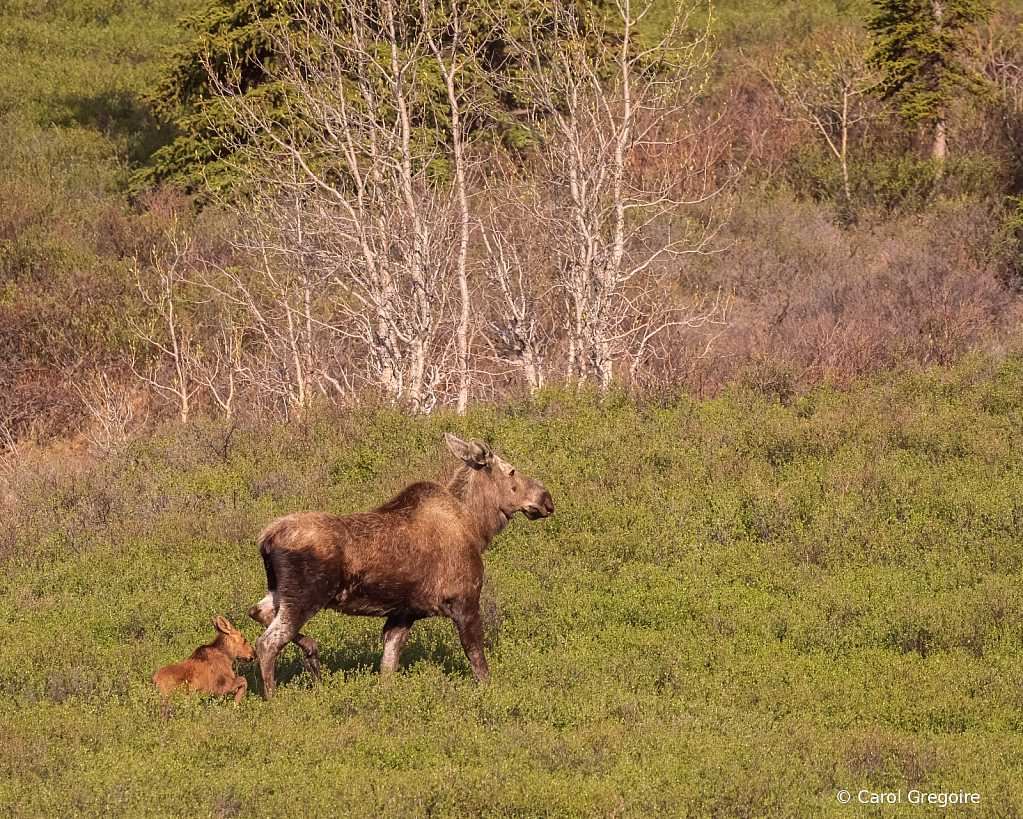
[
  {"left": 452, "top": 610, "right": 490, "bottom": 683},
  {"left": 380, "top": 615, "right": 414, "bottom": 675}
]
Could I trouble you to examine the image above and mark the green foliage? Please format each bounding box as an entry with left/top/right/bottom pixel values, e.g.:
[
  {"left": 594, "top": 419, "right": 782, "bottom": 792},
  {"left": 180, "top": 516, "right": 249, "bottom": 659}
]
[
  {"left": 784, "top": 138, "right": 1009, "bottom": 214},
  {"left": 135, "top": 0, "right": 656, "bottom": 194},
  {"left": 132, "top": 0, "right": 296, "bottom": 194},
  {"left": 995, "top": 194, "right": 1023, "bottom": 290},
  {"left": 5, "top": 363, "right": 1023, "bottom": 815},
  {"left": 0, "top": 110, "right": 139, "bottom": 405},
  {"left": 708, "top": 0, "right": 871, "bottom": 49},
  {"left": 0, "top": 0, "right": 207, "bottom": 436},
  {"left": 136, "top": 0, "right": 482, "bottom": 193},
  {"left": 0, "top": 0, "right": 197, "bottom": 158},
  {"left": 866, "top": 0, "right": 995, "bottom": 129}
]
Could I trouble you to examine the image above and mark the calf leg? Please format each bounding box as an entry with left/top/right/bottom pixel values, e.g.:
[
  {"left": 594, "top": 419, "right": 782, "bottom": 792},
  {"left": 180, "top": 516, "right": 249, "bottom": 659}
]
[
  {"left": 452, "top": 609, "right": 490, "bottom": 683},
  {"left": 232, "top": 676, "right": 248, "bottom": 704},
  {"left": 249, "top": 592, "right": 321, "bottom": 680},
  {"left": 380, "top": 615, "right": 414, "bottom": 675}
]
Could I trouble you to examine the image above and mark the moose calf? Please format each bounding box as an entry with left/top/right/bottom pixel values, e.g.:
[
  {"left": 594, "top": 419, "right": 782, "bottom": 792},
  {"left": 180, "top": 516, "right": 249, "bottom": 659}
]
[{"left": 152, "top": 616, "right": 256, "bottom": 703}]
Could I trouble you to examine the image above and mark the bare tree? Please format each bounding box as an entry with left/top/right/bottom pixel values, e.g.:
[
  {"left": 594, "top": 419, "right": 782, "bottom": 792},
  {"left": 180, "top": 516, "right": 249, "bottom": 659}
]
[
  {"left": 199, "top": 0, "right": 479, "bottom": 412},
  {"left": 73, "top": 372, "right": 141, "bottom": 456},
  {"left": 188, "top": 321, "right": 243, "bottom": 420},
  {"left": 495, "top": 0, "right": 729, "bottom": 390},
  {"left": 0, "top": 419, "right": 20, "bottom": 481},
  {"left": 421, "top": 0, "right": 479, "bottom": 413},
  {"left": 977, "top": 18, "right": 1023, "bottom": 153},
  {"left": 768, "top": 32, "right": 881, "bottom": 205},
  {"left": 128, "top": 234, "right": 201, "bottom": 423},
  {"left": 194, "top": 201, "right": 350, "bottom": 416},
  {"left": 479, "top": 183, "right": 559, "bottom": 394}
]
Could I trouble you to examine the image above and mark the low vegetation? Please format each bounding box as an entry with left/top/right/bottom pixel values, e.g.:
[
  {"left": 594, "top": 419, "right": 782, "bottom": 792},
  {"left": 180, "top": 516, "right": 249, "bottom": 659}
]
[
  {"left": 3, "top": 0, "right": 1023, "bottom": 440},
  {"left": 3, "top": 362, "right": 1023, "bottom": 816},
  {"left": 3, "top": 1, "right": 1023, "bottom": 815}
]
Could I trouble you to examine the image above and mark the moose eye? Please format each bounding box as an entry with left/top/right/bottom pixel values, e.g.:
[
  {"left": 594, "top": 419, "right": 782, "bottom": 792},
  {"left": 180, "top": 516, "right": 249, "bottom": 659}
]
[{"left": 509, "top": 469, "right": 516, "bottom": 476}]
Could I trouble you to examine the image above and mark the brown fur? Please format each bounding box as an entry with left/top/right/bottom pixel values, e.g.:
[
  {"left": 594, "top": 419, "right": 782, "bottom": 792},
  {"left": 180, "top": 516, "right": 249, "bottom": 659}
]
[
  {"left": 249, "top": 434, "right": 554, "bottom": 699},
  {"left": 152, "top": 616, "right": 256, "bottom": 704}
]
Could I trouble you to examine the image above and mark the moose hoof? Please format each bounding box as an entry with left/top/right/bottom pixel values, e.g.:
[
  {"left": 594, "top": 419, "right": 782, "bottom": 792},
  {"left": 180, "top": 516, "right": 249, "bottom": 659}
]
[{"left": 302, "top": 649, "right": 321, "bottom": 680}]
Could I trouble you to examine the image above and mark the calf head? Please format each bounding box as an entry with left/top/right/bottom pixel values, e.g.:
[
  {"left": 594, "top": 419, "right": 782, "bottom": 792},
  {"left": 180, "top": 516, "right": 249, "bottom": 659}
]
[{"left": 212, "top": 616, "right": 256, "bottom": 661}]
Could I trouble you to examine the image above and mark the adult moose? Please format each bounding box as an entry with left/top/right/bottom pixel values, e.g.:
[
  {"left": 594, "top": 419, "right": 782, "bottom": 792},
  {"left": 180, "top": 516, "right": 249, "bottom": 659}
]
[{"left": 249, "top": 434, "right": 554, "bottom": 699}]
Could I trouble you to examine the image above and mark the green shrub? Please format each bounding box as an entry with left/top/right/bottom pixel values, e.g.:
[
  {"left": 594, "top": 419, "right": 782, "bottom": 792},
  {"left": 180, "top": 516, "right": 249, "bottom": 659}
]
[{"left": 5, "top": 362, "right": 1023, "bottom": 816}]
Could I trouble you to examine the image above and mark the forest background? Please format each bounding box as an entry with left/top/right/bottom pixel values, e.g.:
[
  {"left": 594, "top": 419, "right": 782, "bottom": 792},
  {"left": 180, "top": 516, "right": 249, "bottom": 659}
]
[
  {"left": 2, "top": 0, "right": 1023, "bottom": 443},
  {"left": 5, "top": 1, "right": 1023, "bottom": 817}
]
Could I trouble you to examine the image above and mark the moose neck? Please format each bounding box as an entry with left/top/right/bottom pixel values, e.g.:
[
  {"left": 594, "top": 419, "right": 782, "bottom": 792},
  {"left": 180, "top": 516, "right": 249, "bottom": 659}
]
[{"left": 447, "top": 465, "right": 506, "bottom": 551}]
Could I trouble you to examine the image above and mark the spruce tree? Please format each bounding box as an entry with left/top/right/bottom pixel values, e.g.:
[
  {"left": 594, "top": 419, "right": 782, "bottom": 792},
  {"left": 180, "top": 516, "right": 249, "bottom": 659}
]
[
  {"left": 134, "top": 0, "right": 621, "bottom": 195},
  {"left": 866, "top": 0, "right": 994, "bottom": 159}
]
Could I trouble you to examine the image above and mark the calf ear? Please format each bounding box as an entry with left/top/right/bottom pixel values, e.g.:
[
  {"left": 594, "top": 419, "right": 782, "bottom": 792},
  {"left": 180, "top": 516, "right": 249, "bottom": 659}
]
[{"left": 212, "top": 616, "right": 231, "bottom": 634}]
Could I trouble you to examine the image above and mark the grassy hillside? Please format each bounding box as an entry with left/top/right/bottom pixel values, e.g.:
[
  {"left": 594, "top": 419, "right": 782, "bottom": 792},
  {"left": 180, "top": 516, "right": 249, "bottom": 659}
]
[
  {"left": 3, "top": 358, "right": 1023, "bottom": 816},
  {"left": 0, "top": 0, "right": 200, "bottom": 440},
  {"left": 3, "top": 0, "right": 1023, "bottom": 437},
  {"left": 3, "top": 3, "right": 1023, "bottom": 813}
]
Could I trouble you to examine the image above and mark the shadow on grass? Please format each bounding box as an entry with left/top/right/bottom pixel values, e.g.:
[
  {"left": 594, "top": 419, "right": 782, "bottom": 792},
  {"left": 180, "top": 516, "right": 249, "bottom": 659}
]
[
  {"left": 240, "top": 626, "right": 477, "bottom": 698},
  {"left": 47, "top": 88, "right": 176, "bottom": 167}
]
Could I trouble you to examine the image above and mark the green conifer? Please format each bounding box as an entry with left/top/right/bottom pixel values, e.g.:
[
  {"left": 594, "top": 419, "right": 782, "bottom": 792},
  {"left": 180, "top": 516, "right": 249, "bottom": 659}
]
[{"left": 866, "top": 0, "right": 994, "bottom": 159}]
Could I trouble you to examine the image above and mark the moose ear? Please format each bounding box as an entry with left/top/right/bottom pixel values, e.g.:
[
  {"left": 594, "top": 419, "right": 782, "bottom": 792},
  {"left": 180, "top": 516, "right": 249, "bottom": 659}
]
[
  {"left": 212, "top": 616, "right": 231, "bottom": 634},
  {"left": 445, "top": 433, "right": 471, "bottom": 461},
  {"left": 467, "top": 438, "right": 494, "bottom": 467},
  {"left": 445, "top": 433, "right": 493, "bottom": 467}
]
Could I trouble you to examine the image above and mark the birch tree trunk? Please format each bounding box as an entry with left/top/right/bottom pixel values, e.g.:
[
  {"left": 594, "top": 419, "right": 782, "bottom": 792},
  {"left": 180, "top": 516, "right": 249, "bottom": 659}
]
[
  {"left": 496, "top": 0, "right": 731, "bottom": 391},
  {"left": 195, "top": 0, "right": 476, "bottom": 411}
]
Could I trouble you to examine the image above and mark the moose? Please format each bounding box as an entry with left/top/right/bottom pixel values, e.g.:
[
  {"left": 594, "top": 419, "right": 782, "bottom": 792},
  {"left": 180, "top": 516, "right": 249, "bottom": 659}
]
[
  {"left": 248, "top": 433, "right": 554, "bottom": 699},
  {"left": 152, "top": 616, "right": 256, "bottom": 703}
]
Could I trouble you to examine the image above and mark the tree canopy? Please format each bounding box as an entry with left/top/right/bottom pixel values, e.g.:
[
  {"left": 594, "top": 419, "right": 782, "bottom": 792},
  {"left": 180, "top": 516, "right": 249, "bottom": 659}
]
[
  {"left": 866, "top": 0, "right": 994, "bottom": 158},
  {"left": 132, "top": 0, "right": 295, "bottom": 193},
  {"left": 133, "top": 0, "right": 631, "bottom": 193}
]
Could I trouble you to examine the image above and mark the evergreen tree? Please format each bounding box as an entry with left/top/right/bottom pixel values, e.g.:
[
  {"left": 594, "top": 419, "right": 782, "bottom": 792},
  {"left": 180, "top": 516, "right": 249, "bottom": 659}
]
[
  {"left": 866, "top": 0, "right": 994, "bottom": 159},
  {"left": 133, "top": 0, "right": 621, "bottom": 194},
  {"left": 133, "top": 0, "right": 293, "bottom": 194}
]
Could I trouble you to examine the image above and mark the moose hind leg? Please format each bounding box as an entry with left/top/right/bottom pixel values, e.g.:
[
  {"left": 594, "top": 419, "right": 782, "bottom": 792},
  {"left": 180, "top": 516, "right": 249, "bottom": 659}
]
[
  {"left": 255, "top": 618, "right": 289, "bottom": 701},
  {"left": 380, "top": 615, "right": 414, "bottom": 675},
  {"left": 453, "top": 610, "right": 490, "bottom": 683},
  {"left": 255, "top": 605, "right": 318, "bottom": 700},
  {"left": 297, "top": 634, "right": 321, "bottom": 679},
  {"left": 248, "top": 592, "right": 277, "bottom": 625},
  {"left": 249, "top": 592, "right": 321, "bottom": 681}
]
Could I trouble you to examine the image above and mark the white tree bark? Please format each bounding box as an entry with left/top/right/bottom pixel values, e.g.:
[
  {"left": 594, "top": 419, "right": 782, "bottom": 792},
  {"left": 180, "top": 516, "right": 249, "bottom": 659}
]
[
  {"left": 497, "top": 0, "right": 730, "bottom": 390},
  {"left": 197, "top": 0, "right": 474, "bottom": 411}
]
